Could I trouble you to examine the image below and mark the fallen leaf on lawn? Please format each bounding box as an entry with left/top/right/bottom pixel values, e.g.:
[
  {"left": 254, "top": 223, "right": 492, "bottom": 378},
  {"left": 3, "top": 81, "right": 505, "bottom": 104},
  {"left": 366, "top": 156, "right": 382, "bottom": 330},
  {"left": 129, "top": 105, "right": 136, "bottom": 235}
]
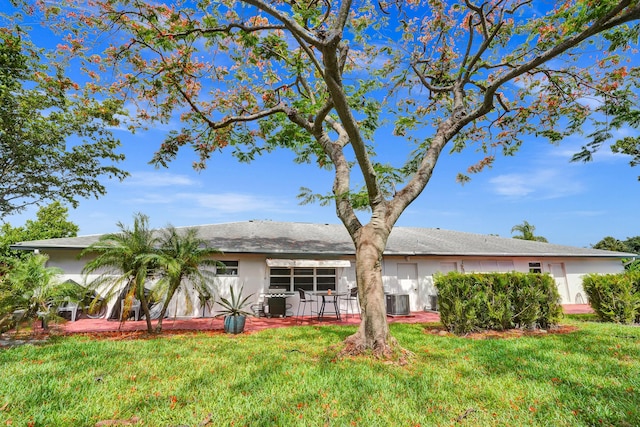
[
  {"left": 94, "top": 416, "right": 140, "bottom": 426},
  {"left": 199, "top": 413, "right": 213, "bottom": 426}
]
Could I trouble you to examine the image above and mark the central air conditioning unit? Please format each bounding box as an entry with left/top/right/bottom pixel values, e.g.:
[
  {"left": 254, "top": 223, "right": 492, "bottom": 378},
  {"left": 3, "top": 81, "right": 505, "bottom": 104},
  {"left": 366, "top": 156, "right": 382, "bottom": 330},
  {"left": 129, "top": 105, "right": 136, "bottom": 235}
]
[{"left": 386, "top": 294, "right": 410, "bottom": 316}]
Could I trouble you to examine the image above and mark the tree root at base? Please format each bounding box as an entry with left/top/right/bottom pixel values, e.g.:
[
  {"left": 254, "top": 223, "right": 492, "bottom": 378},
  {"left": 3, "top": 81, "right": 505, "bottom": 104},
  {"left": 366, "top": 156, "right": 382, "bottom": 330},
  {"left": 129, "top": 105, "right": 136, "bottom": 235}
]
[{"left": 338, "top": 333, "right": 414, "bottom": 364}]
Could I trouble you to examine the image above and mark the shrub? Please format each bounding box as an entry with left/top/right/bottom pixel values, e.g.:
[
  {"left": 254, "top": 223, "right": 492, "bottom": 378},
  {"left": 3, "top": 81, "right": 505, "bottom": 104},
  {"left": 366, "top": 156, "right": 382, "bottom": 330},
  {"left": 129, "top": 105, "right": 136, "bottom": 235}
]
[
  {"left": 536, "top": 274, "right": 563, "bottom": 329},
  {"left": 582, "top": 272, "right": 640, "bottom": 324},
  {"left": 486, "top": 274, "right": 513, "bottom": 331},
  {"left": 435, "top": 272, "right": 561, "bottom": 334},
  {"left": 435, "top": 273, "right": 483, "bottom": 334}
]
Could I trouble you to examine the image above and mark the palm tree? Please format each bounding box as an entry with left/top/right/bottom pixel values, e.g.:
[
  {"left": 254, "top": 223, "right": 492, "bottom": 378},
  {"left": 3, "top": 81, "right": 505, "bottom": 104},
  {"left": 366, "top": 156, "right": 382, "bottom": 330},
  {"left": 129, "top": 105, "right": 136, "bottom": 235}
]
[
  {"left": 148, "top": 226, "right": 220, "bottom": 332},
  {"left": 592, "top": 236, "right": 631, "bottom": 252},
  {"left": 81, "top": 213, "right": 159, "bottom": 333},
  {"left": 2, "top": 254, "right": 79, "bottom": 331},
  {"left": 511, "top": 220, "right": 548, "bottom": 243}
]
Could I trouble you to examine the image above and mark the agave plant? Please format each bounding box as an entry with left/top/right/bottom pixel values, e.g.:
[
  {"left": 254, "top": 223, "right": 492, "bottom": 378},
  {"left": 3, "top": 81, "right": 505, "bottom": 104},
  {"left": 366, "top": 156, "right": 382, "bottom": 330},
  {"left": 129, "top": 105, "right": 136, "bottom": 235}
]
[{"left": 215, "top": 285, "right": 254, "bottom": 318}]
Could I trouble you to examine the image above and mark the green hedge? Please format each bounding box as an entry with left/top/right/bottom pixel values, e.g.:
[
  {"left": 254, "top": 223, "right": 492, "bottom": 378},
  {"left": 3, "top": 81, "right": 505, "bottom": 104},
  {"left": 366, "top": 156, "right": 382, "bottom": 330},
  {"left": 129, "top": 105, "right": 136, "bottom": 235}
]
[
  {"left": 434, "top": 272, "right": 562, "bottom": 334},
  {"left": 582, "top": 272, "right": 640, "bottom": 324}
]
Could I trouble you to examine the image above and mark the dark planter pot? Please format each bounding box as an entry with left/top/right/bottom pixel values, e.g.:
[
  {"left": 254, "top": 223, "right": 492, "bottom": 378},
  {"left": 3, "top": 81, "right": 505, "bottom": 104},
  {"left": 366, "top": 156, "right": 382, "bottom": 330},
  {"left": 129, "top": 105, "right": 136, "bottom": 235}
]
[{"left": 224, "top": 315, "right": 246, "bottom": 334}]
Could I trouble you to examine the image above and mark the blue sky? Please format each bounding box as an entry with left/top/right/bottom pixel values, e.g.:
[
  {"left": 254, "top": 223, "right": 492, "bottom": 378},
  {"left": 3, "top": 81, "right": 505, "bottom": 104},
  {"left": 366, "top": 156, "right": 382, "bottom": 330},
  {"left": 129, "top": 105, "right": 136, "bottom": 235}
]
[
  {"left": 6, "top": 117, "right": 638, "bottom": 248},
  {"left": 3, "top": 2, "right": 640, "bottom": 248}
]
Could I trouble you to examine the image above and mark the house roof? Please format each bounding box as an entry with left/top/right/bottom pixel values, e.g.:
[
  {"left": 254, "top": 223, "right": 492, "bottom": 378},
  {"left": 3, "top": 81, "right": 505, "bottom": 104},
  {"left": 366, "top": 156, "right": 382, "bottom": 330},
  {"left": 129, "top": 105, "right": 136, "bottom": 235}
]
[{"left": 10, "top": 220, "right": 635, "bottom": 259}]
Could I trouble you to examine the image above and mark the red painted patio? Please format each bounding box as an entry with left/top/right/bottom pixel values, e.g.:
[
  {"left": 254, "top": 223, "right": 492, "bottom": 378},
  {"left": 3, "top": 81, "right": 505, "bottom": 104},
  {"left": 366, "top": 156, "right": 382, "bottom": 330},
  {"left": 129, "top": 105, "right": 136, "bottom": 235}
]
[{"left": 57, "top": 304, "right": 593, "bottom": 334}]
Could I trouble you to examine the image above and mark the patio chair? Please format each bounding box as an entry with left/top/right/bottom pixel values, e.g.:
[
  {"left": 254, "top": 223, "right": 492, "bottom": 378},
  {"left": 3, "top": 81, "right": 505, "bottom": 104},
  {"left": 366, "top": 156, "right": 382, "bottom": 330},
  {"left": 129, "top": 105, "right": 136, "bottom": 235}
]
[
  {"left": 120, "top": 298, "right": 141, "bottom": 321},
  {"left": 341, "top": 287, "right": 360, "bottom": 319},
  {"left": 296, "top": 288, "right": 316, "bottom": 323},
  {"left": 251, "top": 301, "right": 267, "bottom": 317},
  {"left": 57, "top": 297, "right": 79, "bottom": 322}
]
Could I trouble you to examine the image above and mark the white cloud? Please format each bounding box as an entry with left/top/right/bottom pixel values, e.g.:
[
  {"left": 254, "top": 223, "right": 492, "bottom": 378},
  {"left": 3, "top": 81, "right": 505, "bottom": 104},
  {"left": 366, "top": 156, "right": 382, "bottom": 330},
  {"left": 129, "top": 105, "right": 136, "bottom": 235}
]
[
  {"left": 551, "top": 124, "right": 640, "bottom": 163},
  {"left": 126, "top": 194, "right": 176, "bottom": 205},
  {"left": 576, "top": 95, "right": 603, "bottom": 109},
  {"left": 614, "top": 125, "right": 639, "bottom": 139},
  {"left": 124, "top": 172, "right": 199, "bottom": 187},
  {"left": 489, "top": 169, "right": 584, "bottom": 199},
  {"left": 547, "top": 146, "right": 583, "bottom": 159},
  {"left": 176, "top": 192, "right": 285, "bottom": 214},
  {"left": 104, "top": 102, "right": 139, "bottom": 133},
  {"left": 125, "top": 190, "right": 291, "bottom": 215},
  {"left": 489, "top": 174, "right": 533, "bottom": 197}
]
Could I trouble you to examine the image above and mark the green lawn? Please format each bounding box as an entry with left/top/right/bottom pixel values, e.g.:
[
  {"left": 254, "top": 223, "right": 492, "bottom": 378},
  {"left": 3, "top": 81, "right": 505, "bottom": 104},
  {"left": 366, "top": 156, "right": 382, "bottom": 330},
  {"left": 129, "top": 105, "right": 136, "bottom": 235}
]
[{"left": 1, "top": 318, "right": 639, "bottom": 426}]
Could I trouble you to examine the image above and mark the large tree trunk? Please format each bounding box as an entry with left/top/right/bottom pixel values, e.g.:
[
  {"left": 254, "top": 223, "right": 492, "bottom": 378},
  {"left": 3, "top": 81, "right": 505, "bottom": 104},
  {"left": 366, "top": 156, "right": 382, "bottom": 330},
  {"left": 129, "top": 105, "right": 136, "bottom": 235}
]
[{"left": 342, "top": 224, "right": 398, "bottom": 357}]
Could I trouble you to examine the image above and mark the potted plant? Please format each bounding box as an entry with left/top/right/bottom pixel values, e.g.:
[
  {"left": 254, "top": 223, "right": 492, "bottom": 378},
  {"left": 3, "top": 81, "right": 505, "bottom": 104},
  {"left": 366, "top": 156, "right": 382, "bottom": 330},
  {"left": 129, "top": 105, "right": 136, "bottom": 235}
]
[{"left": 216, "top": 285, "right": 254, "bottom": 334}]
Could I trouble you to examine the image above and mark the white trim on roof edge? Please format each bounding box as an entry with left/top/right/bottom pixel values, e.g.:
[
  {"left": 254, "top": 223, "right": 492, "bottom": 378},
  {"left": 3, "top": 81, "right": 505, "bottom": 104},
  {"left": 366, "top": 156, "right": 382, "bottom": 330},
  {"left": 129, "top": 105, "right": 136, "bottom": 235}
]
[{"left": 266, "top": 259, "right": 351, "bottom": 268}]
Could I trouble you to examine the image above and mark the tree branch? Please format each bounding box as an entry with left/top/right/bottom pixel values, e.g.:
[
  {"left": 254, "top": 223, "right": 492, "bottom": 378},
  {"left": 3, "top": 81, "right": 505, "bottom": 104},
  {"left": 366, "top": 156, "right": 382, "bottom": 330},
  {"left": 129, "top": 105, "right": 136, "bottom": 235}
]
[
  {"left": 173, "top": 80, "right": 289, "bottom": 130},
  {"left": 240, "top": 0, "right": 322, "bottom": 47},
  {"left": 394, "top": 2, "right": 640, "bottom": 228},
  {"left": 322, "top": 44, "right": 384, "bottom": 209},
  {"left": 469, "top": 2, "right": 640, "bottom": 127},
  {"left": 496, "top": 92, "right": 510, "bottom": 112},
  {"left": 290, "top": 31, "right": 325, "bottom": 79},
  {"left": 462, "top": 5, "right": 505, "bottom": 83},
  {"left": 464, "top": 0, "right": 489, "bottom": 39},
  {"left": 161, "top": 23, "right": 286, "bottom": 39},
  {"left": 313, "top": 99, "right": 335, "bottom": 134},
  {"left": 290, "top": 105, "right": 359, "bottom": 232},
  {"left": 411, "top": 62, "right": 454, "bottom": 93}
]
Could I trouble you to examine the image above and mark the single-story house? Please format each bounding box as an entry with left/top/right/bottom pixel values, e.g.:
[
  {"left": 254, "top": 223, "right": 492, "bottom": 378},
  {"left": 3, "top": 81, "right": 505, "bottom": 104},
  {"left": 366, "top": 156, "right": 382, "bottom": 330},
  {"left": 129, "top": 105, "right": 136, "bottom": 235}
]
[{"left": 10, "top": 220, "right": 634, "bottom": 318}]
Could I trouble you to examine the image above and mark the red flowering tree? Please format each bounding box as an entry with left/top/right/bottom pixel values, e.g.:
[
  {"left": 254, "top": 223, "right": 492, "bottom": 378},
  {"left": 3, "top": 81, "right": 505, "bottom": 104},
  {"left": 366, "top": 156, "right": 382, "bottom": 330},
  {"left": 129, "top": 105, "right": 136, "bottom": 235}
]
[{"left": 29, "top": 0, "right": 640, "bottom": 356}]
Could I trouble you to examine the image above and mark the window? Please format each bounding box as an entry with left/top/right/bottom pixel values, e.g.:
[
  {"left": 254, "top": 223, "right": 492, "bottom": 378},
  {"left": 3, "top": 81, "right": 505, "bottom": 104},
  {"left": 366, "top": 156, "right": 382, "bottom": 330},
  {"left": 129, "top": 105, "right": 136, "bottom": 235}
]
[
  {"left": 528, "top": 262, "right": 542, "bottom": 274},
  {"left": 216, "top": 260, "right": 239, "bottom": 276},
  {"left": 269, "top": 267, "right": 336, "bottom": 292}
]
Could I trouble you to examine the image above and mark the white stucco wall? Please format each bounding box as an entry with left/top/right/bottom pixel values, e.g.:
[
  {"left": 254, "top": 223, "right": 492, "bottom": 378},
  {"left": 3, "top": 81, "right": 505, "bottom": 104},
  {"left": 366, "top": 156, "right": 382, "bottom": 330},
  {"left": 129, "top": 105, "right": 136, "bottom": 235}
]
[
  {"left": 379, "top": 256, "right": 626, "bottom": 311},
  {"left": 39, "top": 248, "right": 626, "bottom": 317}
]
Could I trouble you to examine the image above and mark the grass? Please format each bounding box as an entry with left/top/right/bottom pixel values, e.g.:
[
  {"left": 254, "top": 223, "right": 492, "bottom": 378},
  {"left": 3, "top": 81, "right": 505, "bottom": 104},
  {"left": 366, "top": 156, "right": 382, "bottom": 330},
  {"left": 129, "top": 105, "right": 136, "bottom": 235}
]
[{"left": 1, "top": 318, "right": 639, "bottom": 426}]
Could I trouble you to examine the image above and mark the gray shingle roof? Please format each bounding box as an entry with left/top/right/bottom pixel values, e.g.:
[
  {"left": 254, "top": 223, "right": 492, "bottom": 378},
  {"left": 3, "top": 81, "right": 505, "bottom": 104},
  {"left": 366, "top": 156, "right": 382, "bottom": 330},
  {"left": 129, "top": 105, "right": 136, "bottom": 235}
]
[{"left": 10, "top": 220, "right": 634, "bottom": 258}]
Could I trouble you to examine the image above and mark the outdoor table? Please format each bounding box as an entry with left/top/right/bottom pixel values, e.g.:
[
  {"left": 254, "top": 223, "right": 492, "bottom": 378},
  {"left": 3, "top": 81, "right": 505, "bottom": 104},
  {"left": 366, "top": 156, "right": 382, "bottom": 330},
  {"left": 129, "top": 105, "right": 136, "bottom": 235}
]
[
  {"left": 260, "top": 291, "right": 295, "bottom": 317},
  {"left": 309, "top": 291, "right": 347, "bottom": 320}
]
